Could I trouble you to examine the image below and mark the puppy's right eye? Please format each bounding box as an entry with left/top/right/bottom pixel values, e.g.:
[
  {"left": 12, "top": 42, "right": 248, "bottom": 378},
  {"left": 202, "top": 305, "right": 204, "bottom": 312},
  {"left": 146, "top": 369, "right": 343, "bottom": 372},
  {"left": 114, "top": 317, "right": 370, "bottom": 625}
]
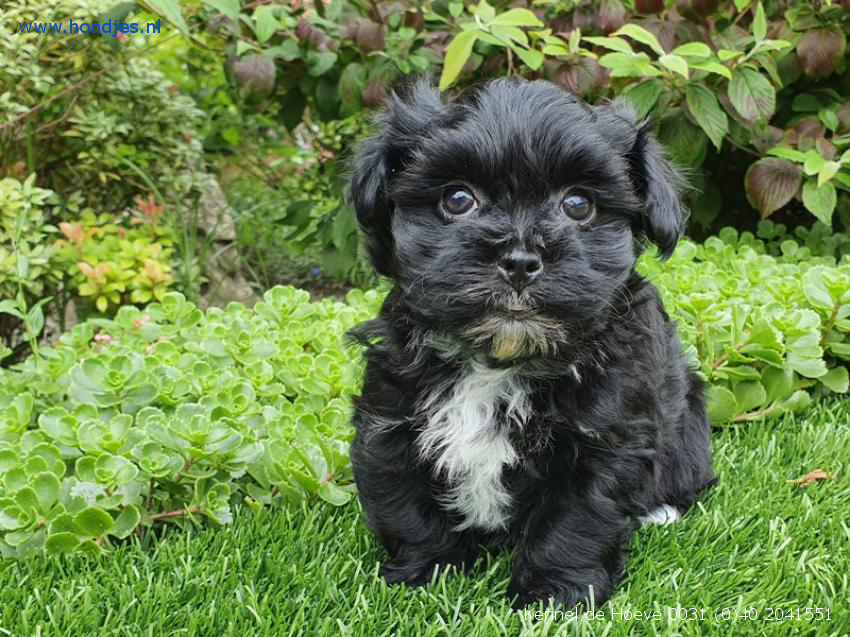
[
  {"left": 441, "top": 188, "right": 478, "bottom": 216},
  {"left": 560, "top": 193, "right": 594, "bottom": 222}
]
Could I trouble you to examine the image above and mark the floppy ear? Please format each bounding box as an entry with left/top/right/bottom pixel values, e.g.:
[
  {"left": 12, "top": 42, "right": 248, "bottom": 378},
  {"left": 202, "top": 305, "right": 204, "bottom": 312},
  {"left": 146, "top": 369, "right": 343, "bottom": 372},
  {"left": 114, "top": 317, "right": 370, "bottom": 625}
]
[
  {"left": 596, "top": 99, "right": 689, "bottom": 259},
  {"left": 628, "top": 121, "right": 689, "bottom": 258},
  {"left": 347, "top": 134, "right": 394, "bottom": 276},
  {"left": 347, "top": 80, "right": 447, "bottom": 276}
]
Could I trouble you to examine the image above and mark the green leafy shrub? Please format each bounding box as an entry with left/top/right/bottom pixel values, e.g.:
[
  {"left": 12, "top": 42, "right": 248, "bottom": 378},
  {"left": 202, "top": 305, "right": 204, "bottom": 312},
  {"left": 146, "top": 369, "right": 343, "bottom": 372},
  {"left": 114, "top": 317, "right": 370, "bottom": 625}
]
[
  {"left": 0, "top": 175, "right": 58, "bottom": 303},
  {"left": 0, "top": 176, "right": 178, "bottom": 362},
  {"left": 148, "top": 31, "right": 264, "bottom": 153},
  {"left": 228, "top": 112, "right": 373, "bottom": 287},
  {"left": 0, "top": 286, "right": 383, "bottom": 558},
  {"left": 195, "top": 0, "right": 431, "bottom": 126},
  {"left": 149, "top": 0, "right": 850, "bottom": 235},
  {"left": 1, "top": 0, "right": 211, "bottom": 319},
  {"left": 55, "top": 199, "right": 175, "bottom": 315},
  {"left": 0, "top": 175, "right": 61, "bottom": 359},
  {"left": 1, "top": 0, "right": 207, "bottom": 210}
]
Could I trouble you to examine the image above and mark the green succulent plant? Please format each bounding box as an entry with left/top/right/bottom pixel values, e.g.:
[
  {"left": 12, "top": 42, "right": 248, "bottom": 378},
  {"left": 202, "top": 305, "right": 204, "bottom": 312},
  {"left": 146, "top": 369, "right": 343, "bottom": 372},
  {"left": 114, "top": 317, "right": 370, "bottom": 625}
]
[{"left": 0, "top": 285, "right": 383, "bottom": 558}]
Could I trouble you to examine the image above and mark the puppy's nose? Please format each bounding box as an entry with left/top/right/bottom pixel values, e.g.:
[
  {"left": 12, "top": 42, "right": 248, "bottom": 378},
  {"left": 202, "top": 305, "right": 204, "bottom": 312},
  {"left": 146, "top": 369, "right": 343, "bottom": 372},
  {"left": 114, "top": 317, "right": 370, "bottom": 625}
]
[{"left": 497, "top": 249, "right": 542, "bottom": 292}]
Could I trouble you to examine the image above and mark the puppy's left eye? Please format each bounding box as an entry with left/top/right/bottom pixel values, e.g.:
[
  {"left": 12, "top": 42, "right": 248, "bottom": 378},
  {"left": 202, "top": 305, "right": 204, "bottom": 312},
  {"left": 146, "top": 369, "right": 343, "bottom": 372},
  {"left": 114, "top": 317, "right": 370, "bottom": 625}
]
[
  {"left": 560, "top": 194, "right": 594, "bottom": 222},
  {"left": 441, "top": 188, "right": 478, "bottom": 216}
]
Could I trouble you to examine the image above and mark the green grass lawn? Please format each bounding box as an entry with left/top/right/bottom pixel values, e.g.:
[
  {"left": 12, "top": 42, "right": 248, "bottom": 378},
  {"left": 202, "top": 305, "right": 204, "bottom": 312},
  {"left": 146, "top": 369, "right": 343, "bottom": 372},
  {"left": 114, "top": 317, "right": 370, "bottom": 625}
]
[{"left": 2, "top": 399, "right": 849, "bottom": 637}]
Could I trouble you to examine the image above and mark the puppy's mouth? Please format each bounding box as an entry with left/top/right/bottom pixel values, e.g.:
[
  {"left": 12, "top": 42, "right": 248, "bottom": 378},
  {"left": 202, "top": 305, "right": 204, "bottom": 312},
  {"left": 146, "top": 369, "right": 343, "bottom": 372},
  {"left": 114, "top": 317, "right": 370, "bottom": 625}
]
[
  {"left": 493, "top": 290, "right": 536, "bottom": 313},
  {"left": 503, "top": 301, "right": 533, "bottom": 316}
]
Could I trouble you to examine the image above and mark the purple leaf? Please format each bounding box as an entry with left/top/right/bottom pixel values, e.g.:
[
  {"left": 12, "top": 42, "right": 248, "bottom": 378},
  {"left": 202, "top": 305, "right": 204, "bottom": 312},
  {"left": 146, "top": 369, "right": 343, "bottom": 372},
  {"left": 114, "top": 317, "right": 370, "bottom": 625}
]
[
  {"left": 797, "top": 28, "right": 846, "bottom": 78},
  {"left": 745, "top": 158, "right": 802, "bottom": 217},
  {"left": 233, "top": 55, "right": 276, "bottom": 93}
]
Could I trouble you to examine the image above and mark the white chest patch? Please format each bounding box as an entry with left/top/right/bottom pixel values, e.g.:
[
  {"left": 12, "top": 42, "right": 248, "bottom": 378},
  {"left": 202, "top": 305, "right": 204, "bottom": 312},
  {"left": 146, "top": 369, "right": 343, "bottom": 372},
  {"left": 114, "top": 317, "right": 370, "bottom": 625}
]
[{"left": 417, "top": 363, "right": 530, "bottom": 531}]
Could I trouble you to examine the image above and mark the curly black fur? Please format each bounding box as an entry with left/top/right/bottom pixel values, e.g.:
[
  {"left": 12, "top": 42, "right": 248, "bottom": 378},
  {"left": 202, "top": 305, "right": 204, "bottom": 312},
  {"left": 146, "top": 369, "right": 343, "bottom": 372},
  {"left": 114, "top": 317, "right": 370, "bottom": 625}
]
[{"left": 347, "top": 78, "right": 715, "bottom": 610}]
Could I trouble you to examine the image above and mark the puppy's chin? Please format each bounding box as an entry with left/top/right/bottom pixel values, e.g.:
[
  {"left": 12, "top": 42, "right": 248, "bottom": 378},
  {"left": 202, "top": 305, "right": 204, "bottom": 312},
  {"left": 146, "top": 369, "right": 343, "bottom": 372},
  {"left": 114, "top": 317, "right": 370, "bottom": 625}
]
[{"left": 463, "top": 314, "right": 565, "bottom": 362}]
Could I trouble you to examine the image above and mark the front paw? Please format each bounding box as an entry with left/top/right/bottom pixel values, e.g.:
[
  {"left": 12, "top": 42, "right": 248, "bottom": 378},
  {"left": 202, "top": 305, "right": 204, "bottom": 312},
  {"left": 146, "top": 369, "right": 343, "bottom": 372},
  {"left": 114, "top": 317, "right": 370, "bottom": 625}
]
[
  {"left": 507, "top": 579, "right": 603, "bottom": 611},
  {"left": 379, "top": 557, "right": 437, "bottom": 587}
]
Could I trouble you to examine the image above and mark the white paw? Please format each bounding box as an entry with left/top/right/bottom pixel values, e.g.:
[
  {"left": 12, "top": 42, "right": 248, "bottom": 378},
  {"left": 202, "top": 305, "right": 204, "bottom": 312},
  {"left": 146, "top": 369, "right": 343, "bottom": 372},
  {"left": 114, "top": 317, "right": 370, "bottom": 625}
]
[{"left": 638, "top": 504, "right": 681, "bottom": 526}]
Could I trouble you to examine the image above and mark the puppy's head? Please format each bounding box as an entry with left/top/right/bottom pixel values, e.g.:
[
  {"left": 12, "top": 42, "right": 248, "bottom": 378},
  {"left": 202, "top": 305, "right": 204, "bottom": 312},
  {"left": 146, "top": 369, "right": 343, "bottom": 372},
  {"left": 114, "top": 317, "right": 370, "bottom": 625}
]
[{"left": 348, "top": 79, "right": 687, "bottom": 361}]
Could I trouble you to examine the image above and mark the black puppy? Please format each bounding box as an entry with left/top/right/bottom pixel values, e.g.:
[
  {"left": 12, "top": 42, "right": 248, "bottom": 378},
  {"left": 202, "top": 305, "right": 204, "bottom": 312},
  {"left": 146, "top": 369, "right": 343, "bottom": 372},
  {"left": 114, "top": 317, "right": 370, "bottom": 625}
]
[{"left": 347, "top": 78, "right": 715, "bottom": 610}]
